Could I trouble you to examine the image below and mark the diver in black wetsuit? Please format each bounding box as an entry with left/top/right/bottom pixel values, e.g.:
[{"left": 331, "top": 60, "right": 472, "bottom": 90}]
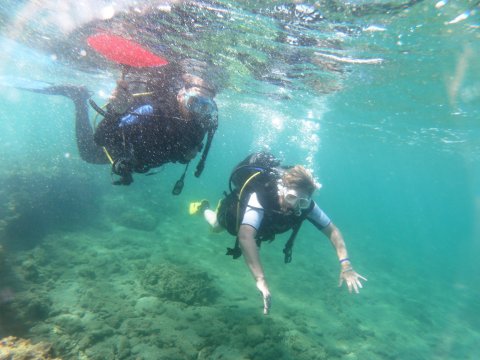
[{"left": 38, "top": 59, "right": 218, "bottom": 190}]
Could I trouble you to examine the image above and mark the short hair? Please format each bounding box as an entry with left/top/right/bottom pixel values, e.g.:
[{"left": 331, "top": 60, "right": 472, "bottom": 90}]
[{"left": 282, "top": 165, "right": 318, "bottom": 196}]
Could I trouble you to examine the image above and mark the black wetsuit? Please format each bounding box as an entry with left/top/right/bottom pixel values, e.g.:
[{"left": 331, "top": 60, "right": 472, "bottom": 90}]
[
  {"left": 29, "top": 60, "right": 217, "bottom": 186},
  {"left": 94, "top": 64, "right": 214, "bottom": 171}
]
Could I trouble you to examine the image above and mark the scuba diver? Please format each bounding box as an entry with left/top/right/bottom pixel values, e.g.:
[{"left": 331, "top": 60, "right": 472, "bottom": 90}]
[
  {"left": 190, "top": 152, "right": 366, "bottom": 315},
  {"left": 28, "top": 58, "right": 218, "bottom": 192}
]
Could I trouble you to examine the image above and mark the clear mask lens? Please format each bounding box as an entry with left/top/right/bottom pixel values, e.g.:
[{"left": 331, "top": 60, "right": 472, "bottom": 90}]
[
  {"left": 297, "top": 198, "right": 311, "bottom": 209},
  {"left": 284, "top": 190, "right": 311, "bottom": 209},
  {"left": 186, "top": 95, "right": 216, "bottom": 117}
]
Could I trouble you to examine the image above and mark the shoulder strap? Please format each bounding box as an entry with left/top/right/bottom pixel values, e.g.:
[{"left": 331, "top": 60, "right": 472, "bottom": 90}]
[
  {"left": 225, "top": 172, "right": 262, "bottom": 260},
  {"left": 226, "top": 237, "right": 242, "bottom": 259},
  {"left": 282, "top": 200, "right": 315, "bottom": 264},
  {"left": 282, "top": 222, "right": 302, "bottom": 264},
  {"left": 194, "top": 109, "right": 218, "bottom": 178}
]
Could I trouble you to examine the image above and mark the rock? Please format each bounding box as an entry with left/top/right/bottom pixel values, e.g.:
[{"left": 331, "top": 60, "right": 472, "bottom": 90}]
[
  {"left": 25, "top": 298, "right": 51, "bottom": 321},
  {"left": 134, "top": 296, "right": 163, "bottom": 315},
  {"left": 53, "top": 313, "right": 85, "bottom": 334},
  {"left": 244, "top": 325, "right": 265, "bottom": 346},
  {"left": 115, "top": 336, "right": 131, "bottom": 360},
  {"left": 0, "top": 336, "right": 61, "bottom": 359},
  {"left": 0, "top": 169, "right": 101, "bottom": 249},
  {"left": 116, "top": 207, "right": 158, "bottom": 231},
  {"left": 140, "top": 263, "right": 219, "bottom": 306}
]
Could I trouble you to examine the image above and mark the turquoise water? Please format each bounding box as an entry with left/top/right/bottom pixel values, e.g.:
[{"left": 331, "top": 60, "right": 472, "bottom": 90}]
[{"left": 0, "top": 1, "right": 479, "bottom": 359}]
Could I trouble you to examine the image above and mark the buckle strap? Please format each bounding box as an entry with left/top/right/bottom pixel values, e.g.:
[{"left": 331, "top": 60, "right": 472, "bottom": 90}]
[
  {"left": 283, "top": 222, "right": 302, "bottom": 264},
  {"left": 226, "top": 237, "right": 242, "bottom": 259}
]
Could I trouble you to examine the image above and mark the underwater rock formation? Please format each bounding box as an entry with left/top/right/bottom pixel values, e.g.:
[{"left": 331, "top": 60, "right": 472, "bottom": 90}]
[
  {"left": 141, "top": 263, "right": 220, "bottom": 305},
  {"left": 0, "top": 167, "right": 101, "bottom": 250},
  {"left": 0, "top": 336, "right": 61, "bottom": 359},
  {"left": 115, "top": 207, "right": 159, "bottom": 231}
]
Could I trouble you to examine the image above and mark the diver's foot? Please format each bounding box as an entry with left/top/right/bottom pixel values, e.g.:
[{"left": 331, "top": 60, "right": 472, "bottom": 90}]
[{"left": 189, "top": 200, "right": 210, "bottom": 215}]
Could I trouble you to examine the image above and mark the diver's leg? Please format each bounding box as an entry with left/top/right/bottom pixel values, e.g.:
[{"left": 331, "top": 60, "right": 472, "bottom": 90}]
[
  {"left": 70, "top": 91, "right": 109, "bottom": 164},
  {"left": 31, "top": 85, "right": 109, "bottom": 164},
  {"left": 204, "top": 208, "right": 219, "bottom": 227},
  {"left": 204, "top": 208, "right": 224, "bottom": 233}
]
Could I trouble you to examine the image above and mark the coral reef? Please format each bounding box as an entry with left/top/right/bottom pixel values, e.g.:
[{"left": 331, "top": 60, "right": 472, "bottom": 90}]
[
  {"left": 116, "top": 207, "right": 159, "bottom": 231},
  {"left": 0, "top": 336, "right": 61, "bottom": 359},
  {"left": 140, "top": 263, "right": 219, "bottom": 305},
  {"left": 103, "top": 191, "right": 165, "bottom": 231},
  {"left": 0, "top": 225, "right": 372, "bottom": 360}
]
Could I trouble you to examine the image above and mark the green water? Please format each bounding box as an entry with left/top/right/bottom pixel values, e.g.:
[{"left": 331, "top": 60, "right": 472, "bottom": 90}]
[{"left": 0, "top": 1, "right": 479, "bottom": 359}]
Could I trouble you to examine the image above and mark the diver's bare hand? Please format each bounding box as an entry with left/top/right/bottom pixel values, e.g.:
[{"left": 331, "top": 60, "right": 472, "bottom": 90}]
[
  {"left": 256, "top": 277, "right": 271, "bottom": 315},
  {"left": 339, "top": 267, "right": 367, "bottom": 294}
]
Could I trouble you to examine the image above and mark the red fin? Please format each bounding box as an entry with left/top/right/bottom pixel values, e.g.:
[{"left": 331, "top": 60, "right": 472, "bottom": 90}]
[{"left": 87, "top": 33, "right": 169, "bottom": 67}]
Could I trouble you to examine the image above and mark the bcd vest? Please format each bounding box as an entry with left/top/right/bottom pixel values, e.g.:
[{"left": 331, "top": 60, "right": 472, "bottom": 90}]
[{"left": 218, "top": 152, "right": 314, "bottom": 263}]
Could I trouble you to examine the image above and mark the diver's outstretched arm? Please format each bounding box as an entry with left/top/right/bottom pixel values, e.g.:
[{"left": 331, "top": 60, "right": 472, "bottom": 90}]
[
  {"left": 238, "top": 224, "right": 272, "bottom": 315},
  {"left": 27, "top": 85, "right": 109, "bottom": 164}
]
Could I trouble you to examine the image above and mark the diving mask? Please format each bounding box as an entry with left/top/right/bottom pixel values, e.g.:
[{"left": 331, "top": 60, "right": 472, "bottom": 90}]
[
  {"left": 283, "top": 188, "right": 311, "bottom": 210},
  {"left": 183, "top": 89, "right": 217, "bottom": 118}
]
